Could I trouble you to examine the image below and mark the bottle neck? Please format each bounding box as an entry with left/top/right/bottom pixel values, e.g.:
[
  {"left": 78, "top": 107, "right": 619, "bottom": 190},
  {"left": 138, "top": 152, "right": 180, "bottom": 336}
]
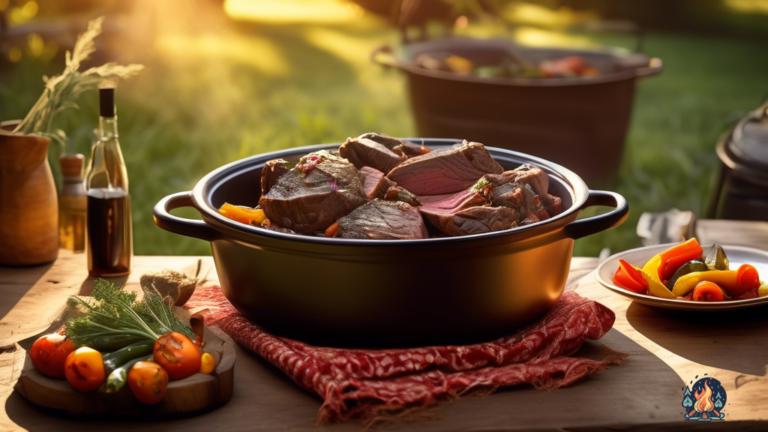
[{"left": 99, "top": 116, "right": 118, "bottom": 140}]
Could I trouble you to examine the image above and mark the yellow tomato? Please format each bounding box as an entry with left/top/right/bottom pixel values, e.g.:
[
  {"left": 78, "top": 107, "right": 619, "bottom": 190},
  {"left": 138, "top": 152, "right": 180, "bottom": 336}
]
[
  {"left": 199, "top": 353, "right": 216, "bottom": 374},
  {"left": 64, "top": 347, "right": 105, "bottom": 392}
]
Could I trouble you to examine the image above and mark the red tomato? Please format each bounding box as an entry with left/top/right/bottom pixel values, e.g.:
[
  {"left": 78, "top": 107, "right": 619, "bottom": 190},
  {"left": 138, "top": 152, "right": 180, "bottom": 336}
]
[
  {"left": 64, "top": 347, "right": 105, "bottom": 392},
  {"left": 153, "top": 332, "right": 202, "bottom": 381},
  {"left": 128, "top": 361, "right": 169, "bottom": 404},
  {"left": 29, "top": 333, "right": 76, "bottom": 378}
]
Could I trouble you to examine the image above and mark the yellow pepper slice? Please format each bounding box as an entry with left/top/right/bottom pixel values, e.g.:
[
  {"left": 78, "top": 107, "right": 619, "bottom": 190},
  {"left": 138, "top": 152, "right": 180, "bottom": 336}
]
[
  {"left": 672, "top": 270, "right": 738, "bottom": 296},
  {"left": 642, "top": 254, "right": 663, "bottom": 286},
  {"left": 758, "top": 281, "right": 768, "bottom": 298},
  {"left": 640, "top": 269, "right": 676, "bottom": 299}
]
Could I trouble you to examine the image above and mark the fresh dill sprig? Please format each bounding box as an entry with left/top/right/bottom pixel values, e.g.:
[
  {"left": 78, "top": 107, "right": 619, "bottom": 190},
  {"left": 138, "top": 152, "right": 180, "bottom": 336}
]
[
  {"left": 66, "top": 279, "right": 195, "bottom": 347},
  {"left": 13, "top": 16, "right": 144, "bottom": 150}
]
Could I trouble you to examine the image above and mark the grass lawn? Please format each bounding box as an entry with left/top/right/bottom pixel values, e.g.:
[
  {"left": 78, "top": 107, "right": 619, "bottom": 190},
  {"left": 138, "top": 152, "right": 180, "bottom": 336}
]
[{"left": 2, "top": 16, "right": 768, "bottom": 257}]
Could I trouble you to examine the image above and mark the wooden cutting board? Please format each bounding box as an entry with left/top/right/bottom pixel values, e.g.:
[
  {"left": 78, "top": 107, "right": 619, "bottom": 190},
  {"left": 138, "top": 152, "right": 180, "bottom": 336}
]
[{"left": 13, "top": 309, "right": 236, "bottom": 417}]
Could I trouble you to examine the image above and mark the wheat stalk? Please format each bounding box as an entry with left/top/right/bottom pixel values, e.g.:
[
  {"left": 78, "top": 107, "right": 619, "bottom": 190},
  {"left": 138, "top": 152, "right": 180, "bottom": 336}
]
[{"left": 13, "top": 16, "right": 144, "bottom": 149}]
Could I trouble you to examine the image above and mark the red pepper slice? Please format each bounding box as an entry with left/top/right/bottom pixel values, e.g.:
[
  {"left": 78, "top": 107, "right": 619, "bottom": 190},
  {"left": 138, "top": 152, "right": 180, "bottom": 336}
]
[
  {"left": 613, "top": 260, "right": 648, "bottom": 294},
  {"left": 735, "top": 264, "right": 760, "bottom": 295},
  {"left": 692, "top": 281, "right": 724, "bottom": 302},
  {"left": 658, "top": 238, "right": 704, "bottom": 281}
]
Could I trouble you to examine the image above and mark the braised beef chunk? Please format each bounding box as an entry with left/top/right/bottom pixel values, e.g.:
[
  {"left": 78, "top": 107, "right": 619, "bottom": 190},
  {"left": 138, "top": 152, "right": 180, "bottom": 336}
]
[
  {"left": 486, "top": 164, "right": 549, "bottom": 198},
  {"left": 358, "top": 166, "right": 395, "bottom": 200},
  {"left": 543, "top": 194, "right": 562, "bottom": 216},
  {"left": 358, "top": 133, "right": 431, "bottom": 158},
  {"left": 424, "top": 205, "right": 519, "bottom": 237},
  {"left": 259, "top": 151, "right": 366, "bottom": 233},
  {"left": 387, "top": 141, "right": 504, "bottom": 195},
  {"left": 489, "top": 182, "right": 536, "bottom": 215},
  {"left": 419, "top": 189, "right": 488, "bottom": 215},
  {"left": 418, "top": 188, "right": 492, "bottom": 236},
  {"left": 335, "top": 199, "right": 428, "bottom": 240},
  {"left": 340, "top": 134, "right": 406, "bottom": 173},
  {"left": 261, "top": 159, "right": 292, "bottom": 195},
  {"left": 384, "top": 186, "right": 421, "bottom": 207}
]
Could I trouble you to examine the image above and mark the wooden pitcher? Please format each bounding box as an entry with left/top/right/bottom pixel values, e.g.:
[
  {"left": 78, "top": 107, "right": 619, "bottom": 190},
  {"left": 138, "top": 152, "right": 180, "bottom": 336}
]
[{"left": 0, "top": 120, "right": 59, "bottom": 266}]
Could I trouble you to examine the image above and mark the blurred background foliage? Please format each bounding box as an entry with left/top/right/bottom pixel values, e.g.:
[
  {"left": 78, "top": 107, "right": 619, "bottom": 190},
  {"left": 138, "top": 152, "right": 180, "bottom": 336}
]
[{"left": 1, "top": 0, "right": 768, "bottom": 256}]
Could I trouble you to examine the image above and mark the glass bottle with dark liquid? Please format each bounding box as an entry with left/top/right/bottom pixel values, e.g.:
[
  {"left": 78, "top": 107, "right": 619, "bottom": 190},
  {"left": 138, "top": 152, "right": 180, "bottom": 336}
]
[{"left": 84, "top": 88, "right": 133, "bottom": 276}]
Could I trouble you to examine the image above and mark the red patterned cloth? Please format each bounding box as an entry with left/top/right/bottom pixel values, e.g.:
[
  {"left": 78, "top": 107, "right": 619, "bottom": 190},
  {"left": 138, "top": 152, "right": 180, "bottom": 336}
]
[{"left": 186, "top": 286, "right": 622, "bottom": 423}]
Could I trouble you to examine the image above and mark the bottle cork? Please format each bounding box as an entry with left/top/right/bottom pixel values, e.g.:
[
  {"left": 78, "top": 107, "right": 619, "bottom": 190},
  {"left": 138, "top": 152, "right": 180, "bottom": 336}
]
[{"left": 59, "top": 154, "right": 85, "bottom": 177}]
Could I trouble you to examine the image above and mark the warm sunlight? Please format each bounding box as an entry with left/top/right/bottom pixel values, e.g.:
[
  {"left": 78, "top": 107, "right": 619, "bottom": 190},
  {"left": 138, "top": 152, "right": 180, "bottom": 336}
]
[{"left": 224, "top": 0, "right": 364, "bottom": 23}]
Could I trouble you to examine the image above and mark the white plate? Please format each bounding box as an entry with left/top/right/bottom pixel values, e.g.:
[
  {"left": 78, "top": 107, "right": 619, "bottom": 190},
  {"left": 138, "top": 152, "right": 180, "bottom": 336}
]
[{"left": 595, "top": 243, "right": 768, "bottom": 311}]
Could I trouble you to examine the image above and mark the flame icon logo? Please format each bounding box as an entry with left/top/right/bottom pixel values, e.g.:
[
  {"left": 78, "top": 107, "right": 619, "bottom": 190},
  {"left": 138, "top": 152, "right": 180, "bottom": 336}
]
[{"left": 683, "top": 377, "right": 726, "bottom": 421}]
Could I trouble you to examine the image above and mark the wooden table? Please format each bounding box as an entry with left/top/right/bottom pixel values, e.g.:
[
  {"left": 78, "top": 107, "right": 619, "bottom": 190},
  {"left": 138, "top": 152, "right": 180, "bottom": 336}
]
[{"left": 1, "top": 246, "right": 767, "bottom": 431}]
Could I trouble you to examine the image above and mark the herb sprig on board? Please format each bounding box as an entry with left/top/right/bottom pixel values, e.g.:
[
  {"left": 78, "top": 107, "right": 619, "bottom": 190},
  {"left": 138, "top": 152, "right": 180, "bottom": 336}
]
[{"left": 66, "top": 279, "right": 195, "bottom": 347}]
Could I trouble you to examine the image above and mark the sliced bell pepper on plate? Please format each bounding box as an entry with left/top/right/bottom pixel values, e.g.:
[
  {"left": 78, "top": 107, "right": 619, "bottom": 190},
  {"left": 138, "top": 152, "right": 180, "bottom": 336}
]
[
  {"left": 613, "top": 259, "right": 648, "bottom": 293},
  {"left": 657, "top": 238, "right": 704, "bottom": 282},
  {"left": 692, "top": 281, "right": 724, "bottom": 302},
  {"left": 672, "top": 264, "right": 760, "bottom": 297},
  {"left": 640, "top": 269, "right": 677, "bottom": 299}
]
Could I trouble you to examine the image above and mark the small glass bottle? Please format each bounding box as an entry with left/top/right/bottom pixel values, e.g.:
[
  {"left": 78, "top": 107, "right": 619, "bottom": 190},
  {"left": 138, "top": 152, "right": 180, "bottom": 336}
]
[
  {"left": 58, "top": 154, "right": 87, "bottom": 251},
  {"left": 84, "top": 87, "right": 133, "bottom": 276}
]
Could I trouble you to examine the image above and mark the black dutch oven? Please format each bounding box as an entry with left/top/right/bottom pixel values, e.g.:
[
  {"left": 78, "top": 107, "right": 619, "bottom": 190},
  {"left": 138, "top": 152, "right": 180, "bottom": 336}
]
[
  {"left": 154, "top": 140, "right": 628, "bottom": 348},
  {"left": 372, "top": 38, "right": 662, "bottom": 183},
  {"left": 709, "top": 102, "right": 768, "bottom": 221}
]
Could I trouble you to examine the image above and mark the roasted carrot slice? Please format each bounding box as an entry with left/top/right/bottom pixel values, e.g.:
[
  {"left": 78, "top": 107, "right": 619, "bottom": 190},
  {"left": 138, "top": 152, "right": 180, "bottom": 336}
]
[{"left": 218, "top": 203, "right": 266, "bottom": 225}]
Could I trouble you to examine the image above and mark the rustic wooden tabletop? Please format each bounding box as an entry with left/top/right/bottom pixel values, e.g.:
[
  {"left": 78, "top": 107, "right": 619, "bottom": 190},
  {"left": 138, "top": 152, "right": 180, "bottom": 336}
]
[{"left": 1, "top": 222, "right": 767, "bottom": 431}]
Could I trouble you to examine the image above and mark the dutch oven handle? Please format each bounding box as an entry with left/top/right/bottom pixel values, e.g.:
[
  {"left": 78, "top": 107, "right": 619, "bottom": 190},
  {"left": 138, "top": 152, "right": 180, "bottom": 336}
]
[
  {"left": 564, "top": 190, "right": 628, "bottom": 240},
  {"left": 371, "top": 45, "right": 400, "bottom": 69},
  {"left": 153, "top": 192, "right": 220, "bottom": 242}
]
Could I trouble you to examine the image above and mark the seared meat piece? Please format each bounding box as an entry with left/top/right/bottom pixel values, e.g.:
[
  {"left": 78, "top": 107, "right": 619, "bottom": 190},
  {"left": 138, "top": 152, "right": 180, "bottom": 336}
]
[
  {"left": 485, "top": 164, "right": 549, "bottom": 198},
  {"left": 424, "top": 204, "right": 519, "bottom": 237},
  {"left": 384, "top": 186, "right": 421, "bottom": 207},
  {"left": 335, "top": 199, "right": 428, "bottom": 240},
  {"left": 261, "top": 221, "right": 297, "bottom": 234},
  {"left": 419, "top": 189, "right": 488, "bottom": 215},
  {"left": 489, "top": 182, "right": 537, "bottom": 217},
  {"left": 387, "top": 141, "right": 504, "bottom": 195},
  {"left": 543, "top": 194, "right": 562, "bottom": 216},
  {"left": 358, "top": 166, "right": 395, "bottom": 200},
  {"left": 418, "top": 188, "right": 493, "bottom": 236},
  {"left": 261, "top": 159, "right": 292, "bottom": 195},
  {"left": 340, "top": 134, "right": 407, "bottom": 173},
  {"left": 259, "top": 151, "right": 366, "bottom": 233},
  {"left": 357, "top": 133, "right": 431, "bottom": 158}
]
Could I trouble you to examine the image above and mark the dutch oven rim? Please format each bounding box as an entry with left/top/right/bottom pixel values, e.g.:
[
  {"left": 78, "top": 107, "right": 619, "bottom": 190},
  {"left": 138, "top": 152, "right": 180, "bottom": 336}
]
[
  {"left": 154, "top": 139, "right": 628, "bottom": 250},
  {"left": 371, "top": 37, "right": 663, "bottom": 87}
]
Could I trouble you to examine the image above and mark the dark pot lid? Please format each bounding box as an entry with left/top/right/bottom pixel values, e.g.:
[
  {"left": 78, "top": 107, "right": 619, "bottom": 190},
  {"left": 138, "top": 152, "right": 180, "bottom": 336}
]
[{"left": 725, "top": 105, "right": 768, "bottom": 172}]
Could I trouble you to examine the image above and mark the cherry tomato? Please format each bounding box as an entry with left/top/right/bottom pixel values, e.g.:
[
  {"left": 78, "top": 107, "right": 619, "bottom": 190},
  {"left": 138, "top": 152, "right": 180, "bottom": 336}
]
[
  {"left": 199, "top": 352, "right": 216, "bottom": 374},
  {"left": 153, "top": 332, "right": 201, "bottom": 381},
  {"left": 128, "top": 361, "right": 169, "bottom": 404},
  {"left": 64, "top": 347, "right": 105, "bottom": 392},
  {"left": 29, "top": 333, "right": 75, "bottom": 378}
]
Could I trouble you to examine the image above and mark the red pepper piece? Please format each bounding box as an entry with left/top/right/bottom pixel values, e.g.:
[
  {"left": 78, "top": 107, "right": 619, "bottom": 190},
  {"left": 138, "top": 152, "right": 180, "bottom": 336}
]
[
  {"left": 658, "top": 238, "right": 704, "bottom": 281},
  {"left": 692, "top": 281, "right": 724, "bottom": 302},
  {"left": 734, "top": 264, "right": 760, "bottom": 295},
  {"left": 613, "top": 260, "right": 648, "bottom": 294}
]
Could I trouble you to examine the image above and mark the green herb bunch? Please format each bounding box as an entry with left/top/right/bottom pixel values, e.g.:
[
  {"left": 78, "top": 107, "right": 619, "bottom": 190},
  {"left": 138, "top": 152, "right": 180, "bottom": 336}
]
[
  {"left": 66, "top": 279, "right": 195, "bottom": 347},
  {"left": 13, "top": 16, "right": 144, "bottom": 149}
]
